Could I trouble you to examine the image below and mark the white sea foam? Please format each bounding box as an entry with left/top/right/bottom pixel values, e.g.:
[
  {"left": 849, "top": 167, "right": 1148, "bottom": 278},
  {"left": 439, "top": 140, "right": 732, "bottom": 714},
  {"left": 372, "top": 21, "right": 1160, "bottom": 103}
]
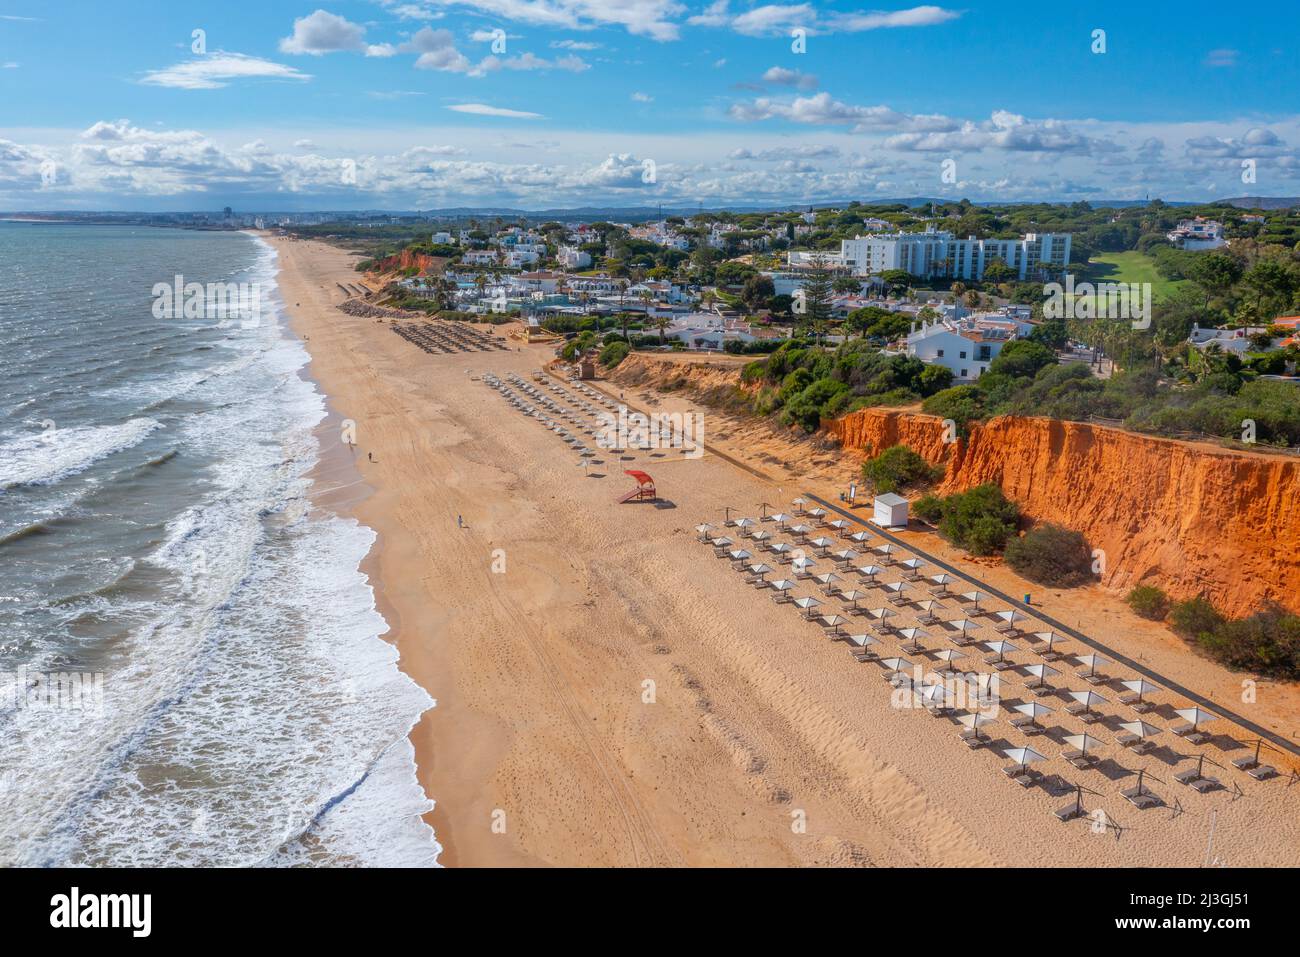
[
  {"left": 0, "top": 417, "right": 162, "bottom": 490},
  {"left": 0, "top": 233, "right": 440, "bottom": 867}
]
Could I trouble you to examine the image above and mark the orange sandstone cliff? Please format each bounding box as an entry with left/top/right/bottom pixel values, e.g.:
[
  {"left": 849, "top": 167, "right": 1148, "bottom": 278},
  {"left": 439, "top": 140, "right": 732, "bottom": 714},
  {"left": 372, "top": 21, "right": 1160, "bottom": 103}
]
[{"left": 827, "top": 409, "right": 1300, "bottom": 618}]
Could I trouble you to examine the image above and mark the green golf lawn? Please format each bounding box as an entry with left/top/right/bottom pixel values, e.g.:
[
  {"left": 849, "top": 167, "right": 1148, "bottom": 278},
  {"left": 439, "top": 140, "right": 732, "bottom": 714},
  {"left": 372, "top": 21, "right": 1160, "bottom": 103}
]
[{"left": 1080, "top": 251, "right": 1190, "bottom": 302}]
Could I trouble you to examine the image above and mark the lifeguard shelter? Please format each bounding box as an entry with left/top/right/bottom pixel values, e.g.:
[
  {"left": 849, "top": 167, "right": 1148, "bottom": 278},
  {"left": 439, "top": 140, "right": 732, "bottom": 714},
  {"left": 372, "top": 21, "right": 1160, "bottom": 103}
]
[{"left": 873, "top": 493, "right": 908, "bottom": 529}]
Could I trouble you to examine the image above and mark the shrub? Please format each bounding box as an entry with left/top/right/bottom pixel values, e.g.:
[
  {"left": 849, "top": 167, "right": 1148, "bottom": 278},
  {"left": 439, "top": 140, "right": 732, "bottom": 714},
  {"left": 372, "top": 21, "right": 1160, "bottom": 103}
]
[
  {"left": 1200, "top": 609, "right": 1300, "bottom": 677},
  {"left": 1168, "top": 597, "right": 1226, "bottom": 639},
  {"left": 1004, "top": 524, "right": 1093, "bottom": 586},
  {"left": 912, "top": 493, "right": 944, "bottom": 524},
  {"left": 1126, "top": 585, "right": 1170, "bottom": 621},
  {"left": 861, "top": 444, "right": 941, "bottom": 494},
  {"left": 783, "top": 378, "right": 850, "bottom": 432},
  {"left": 921, "top": 385, "right": 984, "bottom": 436},
  {"left": 934, "top": 484, "right": 1019, "bottom": 555},
  {"left": 988, "top": 339, "right": 1057, "bottom": 379},
  {"left": 599, "top": 341, "right": 630, "bottom": 368},
  {"left": 916, "top": 364, "right": 954, "bottom": 397}
]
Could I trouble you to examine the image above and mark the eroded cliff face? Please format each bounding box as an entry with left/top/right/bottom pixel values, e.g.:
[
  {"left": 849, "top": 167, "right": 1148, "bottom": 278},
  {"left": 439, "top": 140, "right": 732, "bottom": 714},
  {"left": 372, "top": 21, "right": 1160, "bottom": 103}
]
[
  {"left": 612, "top": 355, "right": 1299, "bottom": 616},
  {"left": 370, "top": 248, "right": 441, "bottom": 276},
  {"left": 829, "top": 408, "right": 1300, "bottom": 618}
]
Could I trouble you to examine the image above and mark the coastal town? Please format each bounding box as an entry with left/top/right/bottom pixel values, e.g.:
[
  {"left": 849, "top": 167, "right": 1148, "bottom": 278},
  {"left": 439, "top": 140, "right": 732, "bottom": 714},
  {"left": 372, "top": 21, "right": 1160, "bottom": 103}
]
[{"left": 297, "top": 200, "right": 1300, "bottom": 402}]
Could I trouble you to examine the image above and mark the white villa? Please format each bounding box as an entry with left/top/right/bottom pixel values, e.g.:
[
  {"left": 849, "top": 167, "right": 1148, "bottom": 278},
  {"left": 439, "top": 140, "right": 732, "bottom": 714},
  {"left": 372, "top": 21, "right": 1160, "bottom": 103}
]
[
  {"left": 558, "top": 245, "right": 592, "bottom": 269},
  {"left": 1167, "top": 218, "right": 1225, "bottom": 250},
  {"left": 903, "top": 316, "right": 1021, "bottom": 381}
]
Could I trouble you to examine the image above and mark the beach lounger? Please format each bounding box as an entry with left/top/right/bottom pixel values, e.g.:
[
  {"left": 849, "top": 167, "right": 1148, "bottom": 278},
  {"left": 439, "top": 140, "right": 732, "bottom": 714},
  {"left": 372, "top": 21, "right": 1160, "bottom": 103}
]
[
  {"left": 1062, "top": 749, "right": 1098, "bottom": 769},
  {"left": 1055, "top": 800, "right": 1086, "bottom": 821},
  {"left": 1121, "top": 786, "right": 1163, "bottom": 810},
  {"left": 1118, "top": 691, "right": 1153, "bottom": 712},
  {"left": 1003, "top": 766, "right": 1039, "bottom": 788},
  {"left": 1169, "top": 722, "right": 1208, "bottom": 744},
  {"left": 771, "top": 594, "right": 794, "bottom": 605},
  {"left": 1248, "top": 764, "right": 1278, "bottom": 780}
]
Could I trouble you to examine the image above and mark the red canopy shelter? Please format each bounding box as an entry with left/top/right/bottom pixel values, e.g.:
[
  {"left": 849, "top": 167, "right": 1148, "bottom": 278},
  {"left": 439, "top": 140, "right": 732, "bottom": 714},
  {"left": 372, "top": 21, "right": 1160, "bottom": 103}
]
[{"left": 617, "top": 469, "right": 657, "bottom": 503}]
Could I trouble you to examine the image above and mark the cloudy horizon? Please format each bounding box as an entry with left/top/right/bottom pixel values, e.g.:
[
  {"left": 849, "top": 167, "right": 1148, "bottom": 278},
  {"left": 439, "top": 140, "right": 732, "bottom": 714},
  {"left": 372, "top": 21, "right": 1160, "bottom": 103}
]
[{"left": 2, "top": 1, "right": 1298, "bottom": 211}]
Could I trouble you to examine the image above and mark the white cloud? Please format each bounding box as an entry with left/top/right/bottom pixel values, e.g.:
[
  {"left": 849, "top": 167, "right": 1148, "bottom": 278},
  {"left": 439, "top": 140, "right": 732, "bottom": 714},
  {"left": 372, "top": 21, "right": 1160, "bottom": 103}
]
[
  {"left": 474, "top": 51, "right": 590, "bottom": 73},
  {"left": 762, "top": 66, "right": 817, "bottom": 90},
  {"left": 447, "top": 103, "right": 544, "bottom": 118},
  {"left": 551, "top": 39, "right": 599, "bottom": 50},
  {"left": 403, "top": 27, "right": 473, "bottom": 72},
  {"left": 280, "top": 10, "right": 371, "bottom": 55},
  {"left": 3, "top": 62, "right": 18, "bottom": 69},
  {"left": 1203, "top": 48, "right": 1239, "bottom": 68},
  {"left": 140, "top": 52, "right": 311, "bottom": 90},
  {"left": 691, "top": 2, "right": 959, "bottom": 36},
  {"left": 731, "top": 4, "right": 813, "bottom": 37},
  {"left": 394, "top": 0, "right": 684, "bottom": 41},
  {"left": 632, "top": 91, "right": 654, "bottom": 102},
  {"left": 828, "top": 5, "right": 960, "bottom": 31}
]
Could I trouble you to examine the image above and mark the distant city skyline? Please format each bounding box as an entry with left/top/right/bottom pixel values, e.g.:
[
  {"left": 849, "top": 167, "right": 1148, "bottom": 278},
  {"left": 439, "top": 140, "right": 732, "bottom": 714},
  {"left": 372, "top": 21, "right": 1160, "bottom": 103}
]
[{"left": 3, "top": 1, "right": 1299, "bottom": 210}]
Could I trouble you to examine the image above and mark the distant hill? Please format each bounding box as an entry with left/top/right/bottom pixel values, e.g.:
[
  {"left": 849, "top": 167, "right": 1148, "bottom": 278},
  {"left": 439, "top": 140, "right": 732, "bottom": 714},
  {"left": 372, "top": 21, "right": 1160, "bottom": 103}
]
[{"left": 1216, "top": 196, "right": 1300, "bottom": 210}]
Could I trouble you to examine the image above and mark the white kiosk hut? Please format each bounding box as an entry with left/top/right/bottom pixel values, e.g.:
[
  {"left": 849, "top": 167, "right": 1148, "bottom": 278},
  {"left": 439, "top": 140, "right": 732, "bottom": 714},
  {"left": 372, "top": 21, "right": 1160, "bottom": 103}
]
[{"left": 873, "top": 493, "right": 908, "bottom": 529}]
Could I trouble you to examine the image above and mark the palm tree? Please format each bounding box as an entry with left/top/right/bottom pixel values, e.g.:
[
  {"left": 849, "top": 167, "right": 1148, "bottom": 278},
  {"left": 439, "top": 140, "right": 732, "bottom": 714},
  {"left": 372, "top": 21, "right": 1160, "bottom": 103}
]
[{"left": 654, "top": 313, "right": 671, "bottom": 346}]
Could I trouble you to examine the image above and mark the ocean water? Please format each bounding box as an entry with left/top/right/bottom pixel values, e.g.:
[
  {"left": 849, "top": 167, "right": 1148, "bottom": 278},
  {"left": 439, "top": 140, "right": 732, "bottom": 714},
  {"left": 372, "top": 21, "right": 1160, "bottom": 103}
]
[{"left": 0, "top": 222, "right": 440, "bottom": 867}]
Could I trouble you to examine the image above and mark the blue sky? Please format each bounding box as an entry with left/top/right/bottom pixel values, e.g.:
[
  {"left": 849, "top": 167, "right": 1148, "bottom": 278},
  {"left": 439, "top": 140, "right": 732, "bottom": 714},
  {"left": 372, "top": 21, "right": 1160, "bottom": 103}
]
[{"left": 2, "top": 1, "right": 1299, "bottom": 209}]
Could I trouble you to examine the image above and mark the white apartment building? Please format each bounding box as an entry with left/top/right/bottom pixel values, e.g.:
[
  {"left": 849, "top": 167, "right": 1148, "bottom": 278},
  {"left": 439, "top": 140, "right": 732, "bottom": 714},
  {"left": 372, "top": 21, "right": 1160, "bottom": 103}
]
[
  {"left": 558, "top": 245, "right": 592, "bottom": 270},
  {"left": 835, "top": 228, "right": 1071, "bottom": 281},
  {"left": 461, "top": 249, "right": 500, "bottom": 266}
]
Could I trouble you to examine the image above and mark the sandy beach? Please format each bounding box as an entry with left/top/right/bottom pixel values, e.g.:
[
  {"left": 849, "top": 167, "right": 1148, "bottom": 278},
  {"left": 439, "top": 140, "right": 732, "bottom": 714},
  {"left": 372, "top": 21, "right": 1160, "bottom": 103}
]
[{"left": 270, "top": 234, "right": 1300, "bottom": 868}]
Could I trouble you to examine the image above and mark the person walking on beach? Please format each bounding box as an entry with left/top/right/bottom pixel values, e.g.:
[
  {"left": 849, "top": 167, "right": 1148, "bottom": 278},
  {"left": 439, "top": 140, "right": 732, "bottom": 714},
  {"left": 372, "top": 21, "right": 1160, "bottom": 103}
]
[
  {"left": 457, "top": 514, "right": 463, "bottom": 528},
  {"left": 368, "top": 452, "right": 373, "bottom": 463}
]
